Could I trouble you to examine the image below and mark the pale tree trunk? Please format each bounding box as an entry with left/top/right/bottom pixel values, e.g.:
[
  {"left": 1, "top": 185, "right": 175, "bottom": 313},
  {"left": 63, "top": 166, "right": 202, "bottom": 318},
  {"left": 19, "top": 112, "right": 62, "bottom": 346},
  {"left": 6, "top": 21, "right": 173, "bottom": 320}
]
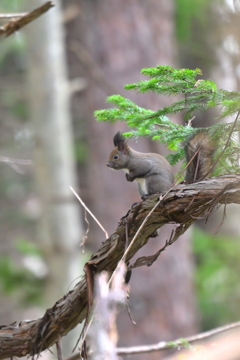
[
  {"left": 65, "top": 0, "right": 199, "bottom": 358},
  {"left": 25, "top": 0, "right": 83, "bottom": 312}
]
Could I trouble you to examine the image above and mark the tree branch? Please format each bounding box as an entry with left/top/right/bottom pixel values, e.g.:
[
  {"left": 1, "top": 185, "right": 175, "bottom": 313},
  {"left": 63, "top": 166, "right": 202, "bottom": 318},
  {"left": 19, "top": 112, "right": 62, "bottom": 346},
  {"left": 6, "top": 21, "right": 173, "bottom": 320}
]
[
  {"left": 0, "top": 2, "right": 54, "bottom": 37},
  {"left": 0, "top": 175, "right": 240, "bottom": 359},
  {"left": 117, "top": 320, "right": 240, "bottom": 355}
]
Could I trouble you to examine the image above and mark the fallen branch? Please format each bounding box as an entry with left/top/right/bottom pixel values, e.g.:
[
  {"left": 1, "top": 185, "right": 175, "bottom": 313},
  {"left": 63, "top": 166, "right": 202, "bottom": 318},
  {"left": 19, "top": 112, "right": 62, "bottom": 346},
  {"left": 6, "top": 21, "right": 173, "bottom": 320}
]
[{"left": 0, "top": 174, "right": 240, "bottom": 359}]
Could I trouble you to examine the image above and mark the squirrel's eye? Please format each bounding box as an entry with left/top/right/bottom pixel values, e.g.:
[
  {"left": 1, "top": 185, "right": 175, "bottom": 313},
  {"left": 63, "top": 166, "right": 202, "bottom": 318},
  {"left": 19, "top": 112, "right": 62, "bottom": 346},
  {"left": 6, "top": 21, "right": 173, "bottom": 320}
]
[{"left": 113, "top": 155, "right": 119, "bottom": 160}]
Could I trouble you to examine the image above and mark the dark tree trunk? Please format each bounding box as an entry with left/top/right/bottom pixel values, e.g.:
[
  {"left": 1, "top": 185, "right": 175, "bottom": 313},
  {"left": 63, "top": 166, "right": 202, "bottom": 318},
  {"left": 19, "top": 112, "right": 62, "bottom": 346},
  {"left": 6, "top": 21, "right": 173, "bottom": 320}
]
[{"left": 64, "top": 0, "right": 199, "bottom": 356}]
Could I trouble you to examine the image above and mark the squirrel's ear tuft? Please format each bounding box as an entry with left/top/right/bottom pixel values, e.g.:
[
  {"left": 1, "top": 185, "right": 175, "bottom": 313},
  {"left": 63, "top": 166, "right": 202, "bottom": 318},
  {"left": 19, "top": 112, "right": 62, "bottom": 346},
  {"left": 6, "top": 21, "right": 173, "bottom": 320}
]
[{"left": 113, "top": 132, "right": 126, "bottom": 147}]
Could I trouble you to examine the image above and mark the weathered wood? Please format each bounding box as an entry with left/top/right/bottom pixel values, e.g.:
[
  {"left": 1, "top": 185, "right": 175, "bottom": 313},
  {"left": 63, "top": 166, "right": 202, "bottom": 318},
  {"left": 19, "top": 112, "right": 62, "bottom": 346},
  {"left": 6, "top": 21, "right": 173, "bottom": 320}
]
[{"left": 0, "top": 174, "right": 240, "bottom": 359}]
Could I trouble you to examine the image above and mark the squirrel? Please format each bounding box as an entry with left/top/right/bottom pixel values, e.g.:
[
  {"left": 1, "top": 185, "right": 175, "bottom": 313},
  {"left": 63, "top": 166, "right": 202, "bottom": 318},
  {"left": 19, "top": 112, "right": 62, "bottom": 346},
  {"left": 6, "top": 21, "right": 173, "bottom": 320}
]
[
  {"left": 185, "top": 131, "right": 215, "bottom": 184},
  {"left": 107, "top": 131, "right": 215, "bottom": 196}
]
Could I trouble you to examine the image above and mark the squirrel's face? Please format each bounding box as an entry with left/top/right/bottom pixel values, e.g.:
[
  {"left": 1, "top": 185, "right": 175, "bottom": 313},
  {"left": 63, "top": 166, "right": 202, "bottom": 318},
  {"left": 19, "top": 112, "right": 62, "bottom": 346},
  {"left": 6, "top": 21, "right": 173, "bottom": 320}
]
[{"left": 107, "top": 148, "right": 129, "bottom": 170}]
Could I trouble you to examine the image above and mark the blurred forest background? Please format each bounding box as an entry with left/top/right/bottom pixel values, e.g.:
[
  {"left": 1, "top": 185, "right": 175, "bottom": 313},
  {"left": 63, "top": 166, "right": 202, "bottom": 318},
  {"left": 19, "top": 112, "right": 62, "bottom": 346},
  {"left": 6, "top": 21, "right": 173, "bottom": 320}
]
[{"left": 1, "top": 0, "right": 240, "bottom": 359}]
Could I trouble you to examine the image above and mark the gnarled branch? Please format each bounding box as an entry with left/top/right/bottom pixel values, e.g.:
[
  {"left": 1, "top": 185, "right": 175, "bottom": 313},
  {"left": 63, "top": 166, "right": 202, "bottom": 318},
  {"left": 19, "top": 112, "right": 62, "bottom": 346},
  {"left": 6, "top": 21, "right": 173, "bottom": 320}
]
[{"left": 0, "top": 174, "right": 240, "bottom": 359}]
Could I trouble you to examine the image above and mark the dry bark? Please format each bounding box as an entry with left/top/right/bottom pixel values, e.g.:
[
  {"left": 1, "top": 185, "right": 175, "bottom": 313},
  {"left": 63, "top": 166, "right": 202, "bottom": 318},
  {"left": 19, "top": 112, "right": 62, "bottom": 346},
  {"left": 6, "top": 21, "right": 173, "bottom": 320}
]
[{"left": 0, "top": 174, "right": 240, "bottom": 359}]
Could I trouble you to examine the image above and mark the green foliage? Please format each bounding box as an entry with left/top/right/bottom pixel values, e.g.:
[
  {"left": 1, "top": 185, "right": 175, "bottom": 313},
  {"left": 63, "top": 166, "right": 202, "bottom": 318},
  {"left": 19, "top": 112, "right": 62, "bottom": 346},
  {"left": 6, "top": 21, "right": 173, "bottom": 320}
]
[
  {"left": 175, "top": 0, "right": 213, "bottom": 43},
  {"left": 0, "top": 239, "right": 44, "bottom": 305},
  {"left": 75, "top": 141, "right": 88, "bottom": 163},
  {"left": 15, "top": 238, "right": 42, "bottom": 256},
  {"left": 0, "top": 255, "right": 43, "bottom": 304},
  {"left": 0, "top": 38, "right": 25, "bottom": 70},
  {"left": 125, "top": 66, "right": 203, "bottom": 94},
  {"left": 95, "top": 65, "right": 240, "bottom": 175},
  {"left": 167, "top": 338, "right": 192, "bottom": 350},
  {"left": 174, "top": 0, "right": 220, "bottom": 74},
  {"left": 0, "top": 1, "right": 24, "bottom": 11},
  {"left": 10, "top": 100, "right": 28, "bottom": 120},
  {"left": 193, "top": 227, "right": 240, "bottom": 329}
]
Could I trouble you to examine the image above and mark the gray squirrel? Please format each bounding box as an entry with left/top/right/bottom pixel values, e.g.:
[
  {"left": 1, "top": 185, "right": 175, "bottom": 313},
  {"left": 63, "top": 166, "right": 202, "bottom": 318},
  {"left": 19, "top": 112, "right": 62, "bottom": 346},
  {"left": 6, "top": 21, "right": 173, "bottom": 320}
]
[{"left": 107, "top": 131, "right": 215, "bottom": 196}]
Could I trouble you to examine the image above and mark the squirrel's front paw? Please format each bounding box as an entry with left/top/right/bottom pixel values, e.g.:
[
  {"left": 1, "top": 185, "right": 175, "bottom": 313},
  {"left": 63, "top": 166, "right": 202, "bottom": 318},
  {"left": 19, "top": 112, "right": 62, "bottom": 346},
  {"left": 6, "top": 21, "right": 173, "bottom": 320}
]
[{"left": 126, "top": 173, "right": 134, "bottom": 182}]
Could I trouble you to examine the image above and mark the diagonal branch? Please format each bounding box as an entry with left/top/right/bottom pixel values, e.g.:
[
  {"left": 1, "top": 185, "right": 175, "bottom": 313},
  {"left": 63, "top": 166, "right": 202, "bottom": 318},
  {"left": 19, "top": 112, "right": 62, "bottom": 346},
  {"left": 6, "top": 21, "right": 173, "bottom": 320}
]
[
  {"left": 0, "top": 2, "right": 54, "bottom": 37},
  {"left": 0, "top": 175, "right": 240, "bottom": 359}
]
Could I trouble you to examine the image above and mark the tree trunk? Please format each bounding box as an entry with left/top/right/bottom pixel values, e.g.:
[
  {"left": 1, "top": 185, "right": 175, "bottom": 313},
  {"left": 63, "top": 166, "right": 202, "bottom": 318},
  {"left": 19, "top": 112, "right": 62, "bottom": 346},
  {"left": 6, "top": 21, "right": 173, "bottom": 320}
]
[{"left": 24, "top": 0, "right": 83, "bottom": 325}]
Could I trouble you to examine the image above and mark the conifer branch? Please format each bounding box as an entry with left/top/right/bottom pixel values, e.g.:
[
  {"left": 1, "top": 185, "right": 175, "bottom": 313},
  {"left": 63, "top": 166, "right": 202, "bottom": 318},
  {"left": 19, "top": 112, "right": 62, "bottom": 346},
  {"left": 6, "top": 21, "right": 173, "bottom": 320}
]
[{"left": 95, "top": 65, "right": 240, "bottom": 176}]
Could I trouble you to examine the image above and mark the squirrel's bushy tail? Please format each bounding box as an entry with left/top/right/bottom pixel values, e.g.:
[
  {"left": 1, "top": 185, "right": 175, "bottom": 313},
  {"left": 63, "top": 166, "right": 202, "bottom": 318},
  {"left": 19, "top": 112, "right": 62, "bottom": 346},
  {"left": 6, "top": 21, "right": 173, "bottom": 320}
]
[{"left": 185, "top": 131, "right": 215, "bottom": 183}]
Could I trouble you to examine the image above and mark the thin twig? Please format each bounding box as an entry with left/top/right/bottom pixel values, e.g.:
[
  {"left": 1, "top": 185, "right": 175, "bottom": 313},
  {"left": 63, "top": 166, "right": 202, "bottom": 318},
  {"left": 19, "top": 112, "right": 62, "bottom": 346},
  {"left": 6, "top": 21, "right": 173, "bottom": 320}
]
[
  {"left": 70, "top": 186, "right": 108, "bottom": 239},
  {"left": 0, "top": 156, "right": 32, "bottom": 165},
  {"left": 124, "top": 219, "right": 129, "bottom": 251},
  {"left": 186, "top": 116, "right": 196, "bottom": 127},
  {"left": 56, "top": 335, "right": 63, "bottom": 360},
  {"left": 80, "top": 208, "right": 90, "bottom": 251},
  {"left": 0, "top": 13, "right": 27, "bottom": 19},
  {"left": 117, "top": 320, "right": 240, "bottom": 355},
  {"left": 0, "top": 156, "right": 32, "bottom": 174}
]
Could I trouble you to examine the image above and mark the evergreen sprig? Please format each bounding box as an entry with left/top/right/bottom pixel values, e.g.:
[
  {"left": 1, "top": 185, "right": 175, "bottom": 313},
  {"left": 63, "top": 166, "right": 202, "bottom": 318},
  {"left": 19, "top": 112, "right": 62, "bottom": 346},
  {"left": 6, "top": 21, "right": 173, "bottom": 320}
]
[{"left": 95, "top": 65, "right": 240, "bottom": 175}]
